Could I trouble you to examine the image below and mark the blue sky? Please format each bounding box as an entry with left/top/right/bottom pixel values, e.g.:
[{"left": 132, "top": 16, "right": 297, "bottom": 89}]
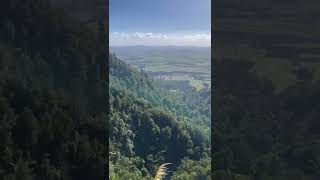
[{"left": 109, "top": 0, "right": 211, "bottom": 46}]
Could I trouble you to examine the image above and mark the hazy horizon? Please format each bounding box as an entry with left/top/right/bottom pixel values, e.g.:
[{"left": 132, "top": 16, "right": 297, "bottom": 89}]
[
  {"left": 110, "top": 0, "right": 211, "bottom": 46},
  {"left": 110, "top": 44, "right": 211, "bottom": 48}
]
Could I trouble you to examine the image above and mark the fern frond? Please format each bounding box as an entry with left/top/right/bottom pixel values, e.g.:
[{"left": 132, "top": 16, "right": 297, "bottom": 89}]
[{"left": 154, "top": 163, "right": 171, "bottom": 180}]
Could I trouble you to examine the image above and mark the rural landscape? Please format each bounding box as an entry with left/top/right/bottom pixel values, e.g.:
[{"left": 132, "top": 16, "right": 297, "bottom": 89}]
[
  {"left": 212, "top": 0, "right": 320, "bottom": 179},
  {"left": 110, "top": 46, "right": 211, "bottom": 91},
  {"left": 2, "top": 0, "right": 320, "bottom": 179},
  {"left": 109, "top": 0, "right": 211, "bottom": 179},
  {"left": 109, "top": 52, "right": 211, "bottom": 179}
]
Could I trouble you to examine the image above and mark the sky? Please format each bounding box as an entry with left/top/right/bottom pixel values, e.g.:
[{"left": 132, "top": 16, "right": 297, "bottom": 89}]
[{"left": 109, "top": 0, "right": 211, "bottom": 47}]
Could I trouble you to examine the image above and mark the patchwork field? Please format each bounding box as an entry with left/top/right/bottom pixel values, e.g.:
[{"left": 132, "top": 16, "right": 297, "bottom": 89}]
[{"left": 110, "top": 46, "right": 211, "bottom": 90}]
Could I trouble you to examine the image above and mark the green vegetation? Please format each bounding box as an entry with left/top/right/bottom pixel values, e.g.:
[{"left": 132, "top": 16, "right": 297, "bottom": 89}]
[
  {"left": 214, "top": 2, "right": 320, "bottom": 178},
  {"left": 172, "top": 158, "right": 211, "bottom": 180},
  {"left": 213, "top": 59, "right": 320, "bottom": 179},
  {"left": 110, "top": 46, "right": 211, "bottom": 90},
  {"left": 109, "top": 53, "right": 211, "bottom": 179},
  {"left": 0, "top": 0, "right": 106, "bottom": 179},
  {"left": 0, "top": 1, "right": 211, "bottom": 179},
  {"left": 215, "top": 43, "right": 320, "bottom": 92}
]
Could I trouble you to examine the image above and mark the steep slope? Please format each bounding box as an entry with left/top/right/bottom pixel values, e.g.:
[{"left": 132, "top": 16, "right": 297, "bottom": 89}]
[
  {"left": 110, "top": 53, "right": 211, "bottom": 127},
  {"left": 109, "top": 54, "right": 211, "bottom": 179}
]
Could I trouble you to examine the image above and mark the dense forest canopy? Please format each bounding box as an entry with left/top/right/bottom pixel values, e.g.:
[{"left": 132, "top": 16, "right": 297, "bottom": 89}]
[
  {"left": 0, "top": 0, "right": 107, "bottom": 179},
  {"left": 213, "top": 58, "right": 320, "bottom": 179},
  {"left": 109, "top": 53, "right": 211, "bottom": 179},
  {"left": 0, "top": 0, "right": 211, "bottom": 179},
  {"left": 3, "top": 0, "right": 320, "bottom": 180},
  {"left": 213, "top": 0, "right": 320, "bottom": 178}
]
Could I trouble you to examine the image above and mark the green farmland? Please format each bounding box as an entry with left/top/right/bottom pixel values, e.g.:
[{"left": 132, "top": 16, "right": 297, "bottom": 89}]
[{"left": 110, "top": 46, "right": 211, "bottom": 90}]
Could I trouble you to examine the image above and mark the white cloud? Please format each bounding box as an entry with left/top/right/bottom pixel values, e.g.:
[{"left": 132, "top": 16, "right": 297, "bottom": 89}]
[{"left": 110, "top": 32, "right": 211, "bottom": 47}]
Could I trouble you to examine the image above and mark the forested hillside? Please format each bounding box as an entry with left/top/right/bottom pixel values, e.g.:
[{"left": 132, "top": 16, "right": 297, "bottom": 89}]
[
  {"left": 213, "top": 0, "right": 320, "bottom": 179},
  {"left": 213, "top": 59, "right": 320, "bottom": 179},
  {"left": 109, "top": 54, "right": 211, "bottom": 179},
  {"left": 0, "top": 0, "right": 107, "bottom": 179},
  {"left": 110, "top": 53, "right": 211, "bottom": 128}
]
